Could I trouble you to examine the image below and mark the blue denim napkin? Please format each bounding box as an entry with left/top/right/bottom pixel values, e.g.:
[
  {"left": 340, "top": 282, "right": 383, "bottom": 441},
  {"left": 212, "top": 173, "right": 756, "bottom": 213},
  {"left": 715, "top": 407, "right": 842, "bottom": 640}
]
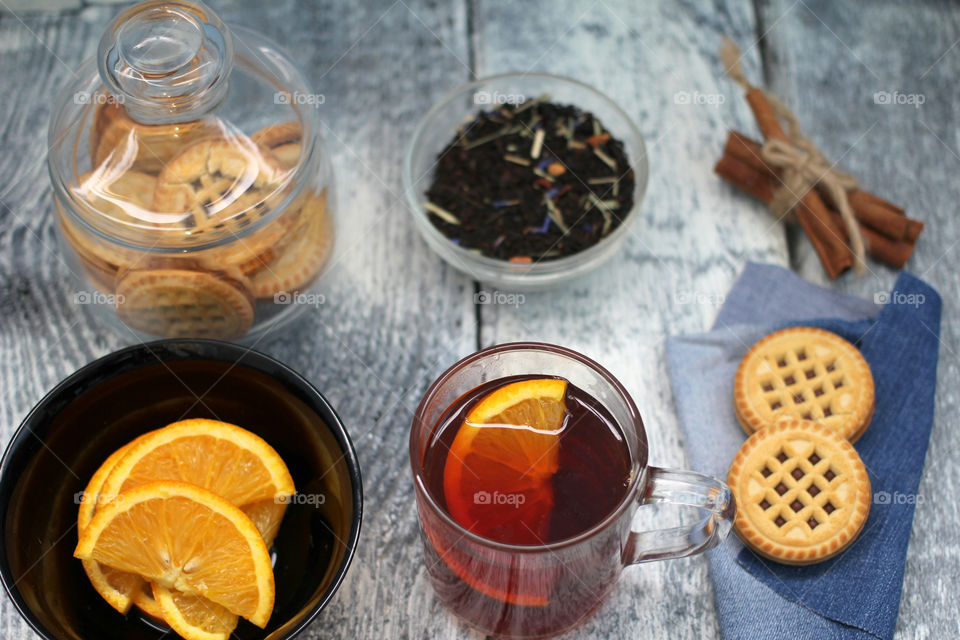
[{"left": 666, "top": 263, "right": 941, "bottom": 640}]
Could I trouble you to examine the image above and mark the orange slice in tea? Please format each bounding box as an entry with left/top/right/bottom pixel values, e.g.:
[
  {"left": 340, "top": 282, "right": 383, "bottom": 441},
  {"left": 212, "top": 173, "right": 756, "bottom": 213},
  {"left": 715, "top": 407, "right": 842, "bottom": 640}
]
[
  {"left": 421, "top": 521, "right": 557, "bottom": 607},
  {"left": 75, "top": 481, "right": 275, "bottom": 628},
  {"left": 439, "top": 378, "right": 568, "bottom": 606},
  {"left": 443, "top": 378, "right": 567, "bottom": 545}
]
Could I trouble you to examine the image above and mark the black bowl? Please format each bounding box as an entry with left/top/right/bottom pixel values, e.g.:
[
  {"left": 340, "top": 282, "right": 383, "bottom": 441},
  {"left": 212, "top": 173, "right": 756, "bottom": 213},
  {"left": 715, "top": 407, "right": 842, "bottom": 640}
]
[{"left": 0, "top": 340, "right": 362, "bottom": 639}]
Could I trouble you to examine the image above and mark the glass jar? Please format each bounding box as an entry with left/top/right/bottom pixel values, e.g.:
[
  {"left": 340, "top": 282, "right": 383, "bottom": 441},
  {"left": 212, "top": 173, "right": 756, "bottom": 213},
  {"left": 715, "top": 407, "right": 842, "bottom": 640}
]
[{"left": 48, "top": 0, "right": 336, "bottom": 341}]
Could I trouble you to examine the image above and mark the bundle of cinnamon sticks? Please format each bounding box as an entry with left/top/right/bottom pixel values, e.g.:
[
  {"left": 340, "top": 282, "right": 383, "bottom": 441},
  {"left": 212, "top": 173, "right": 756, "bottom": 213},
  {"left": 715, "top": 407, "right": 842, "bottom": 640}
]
[
  {"left": 715, "top": 129, "right": 923, "bottom": 276},
  {"left": 715, "top": 41, "right": 924, "bottom": 278}
]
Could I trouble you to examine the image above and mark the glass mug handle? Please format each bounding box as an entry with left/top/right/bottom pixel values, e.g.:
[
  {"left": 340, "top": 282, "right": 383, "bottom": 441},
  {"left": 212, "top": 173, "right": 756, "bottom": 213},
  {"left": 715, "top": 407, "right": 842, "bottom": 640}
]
[{"left": 624, "top": 467, "right": 736, "bottom": 564}]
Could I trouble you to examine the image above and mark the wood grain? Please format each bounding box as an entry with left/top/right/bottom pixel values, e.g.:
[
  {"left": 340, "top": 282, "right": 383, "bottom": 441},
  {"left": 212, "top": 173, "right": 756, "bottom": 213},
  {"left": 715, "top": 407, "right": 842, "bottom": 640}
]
[
  {"left": 0, "top": 2, "right": 476, "bottom": 639},
  {"left": 0, "top": 0, "right": 957, "bottom": 639},
  {"left": 756, "top": 2, "right": 960, "bottom": 637},
  {"left": 473, "top": 1, "right": 777, "bottom": 634}
]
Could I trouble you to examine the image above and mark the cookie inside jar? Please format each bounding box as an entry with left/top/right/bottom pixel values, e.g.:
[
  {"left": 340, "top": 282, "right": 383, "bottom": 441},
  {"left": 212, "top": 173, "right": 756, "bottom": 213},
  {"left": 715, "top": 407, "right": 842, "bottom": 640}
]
[{"left": 48, "top": 1, "right": 336, "bottom": 341}]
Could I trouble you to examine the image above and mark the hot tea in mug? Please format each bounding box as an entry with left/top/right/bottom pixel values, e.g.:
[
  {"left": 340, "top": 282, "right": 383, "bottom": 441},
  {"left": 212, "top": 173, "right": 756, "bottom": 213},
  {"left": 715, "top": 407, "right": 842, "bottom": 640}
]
[{"left": 410, "top": 343, "right": 735, "bottom": 638}]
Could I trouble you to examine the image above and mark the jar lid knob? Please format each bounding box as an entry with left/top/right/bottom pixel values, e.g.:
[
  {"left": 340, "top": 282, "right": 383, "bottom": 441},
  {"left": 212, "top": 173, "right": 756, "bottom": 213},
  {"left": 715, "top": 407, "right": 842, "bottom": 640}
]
[{"left": 98, "top": 0, "right": 232, "bottom": 124}]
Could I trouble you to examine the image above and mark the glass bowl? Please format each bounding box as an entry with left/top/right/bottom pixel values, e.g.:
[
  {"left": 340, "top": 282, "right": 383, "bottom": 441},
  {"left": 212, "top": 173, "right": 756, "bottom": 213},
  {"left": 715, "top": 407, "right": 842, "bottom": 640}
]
[{"left": 403, "top": 72, "right": 648, "bottom": 291}]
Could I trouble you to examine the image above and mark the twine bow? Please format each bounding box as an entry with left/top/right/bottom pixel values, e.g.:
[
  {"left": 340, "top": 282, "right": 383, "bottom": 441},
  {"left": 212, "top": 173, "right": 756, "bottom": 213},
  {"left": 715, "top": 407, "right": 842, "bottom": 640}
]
[{"left": 719, "top": 38, "right": 866, "bottom": 274}]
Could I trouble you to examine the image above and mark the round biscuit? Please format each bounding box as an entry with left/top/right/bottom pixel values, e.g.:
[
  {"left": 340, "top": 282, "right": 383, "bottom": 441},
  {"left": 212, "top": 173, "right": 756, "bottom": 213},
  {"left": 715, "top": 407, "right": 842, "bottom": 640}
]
[
  {"left": 727, "top": 419, "right": 871, "bottom": 565},
  {"left": 734, "top": 327, "right": 874, "bottom": 441},
  {"left": 116, "top": 269, "right": 254, "bottom": 339}
]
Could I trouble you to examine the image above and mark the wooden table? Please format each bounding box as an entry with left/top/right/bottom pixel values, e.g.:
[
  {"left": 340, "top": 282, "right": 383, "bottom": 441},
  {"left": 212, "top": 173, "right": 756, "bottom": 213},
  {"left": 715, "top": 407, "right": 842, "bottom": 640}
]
[{"left": 0, "top": 1, "right": 957, "bottom": 637}]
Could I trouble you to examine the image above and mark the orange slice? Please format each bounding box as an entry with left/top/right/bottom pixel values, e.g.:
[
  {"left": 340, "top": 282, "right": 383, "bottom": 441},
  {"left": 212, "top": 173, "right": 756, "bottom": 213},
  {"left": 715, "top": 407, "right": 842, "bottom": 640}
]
[
  {"left": 81, "top": 560, "right": 144, "bottom": 616},
  {"left": 133, "top": 581, "right": 164, "bottom": 621},
  {"left": 242, "top": 498, "right": 287, "bottom": 549},
  {"left": 77, "top": 442, "right": 145, "bottom": 614},
  {"left": 439, "top": 378, "right": 568, "bottom": 605},
  {"left": 422, "top": 522, "right": 556, "bottom": 607},
  {"left": 75, "top": 481, "right": 275, "bottom": 628},
  {"left": 462, "top": 378, "right": 567, "bottom": 425},
  {"left": 80, "top": 420, "right": 293, "bottom": 619},
  {"left": 443, "top": 378, "right": 567, "bottom": 545},
  {"left": 100, "top": 419, "right": 295, "bottom": 507},
  {"left": 78, "top": 444, "right": 130, "bottom": 531},
  {"left": 152, "top": 583, "right": 239, "bottom": 640},
  {"left": 143, "top": 501, "right": 282, "bottom": 636}
]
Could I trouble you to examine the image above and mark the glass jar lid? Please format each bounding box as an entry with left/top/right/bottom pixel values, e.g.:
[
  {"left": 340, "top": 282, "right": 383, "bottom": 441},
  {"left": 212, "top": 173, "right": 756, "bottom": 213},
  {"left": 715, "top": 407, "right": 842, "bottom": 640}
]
[{"left": 48, "top": 0, "right": 320, "bottom": 252}]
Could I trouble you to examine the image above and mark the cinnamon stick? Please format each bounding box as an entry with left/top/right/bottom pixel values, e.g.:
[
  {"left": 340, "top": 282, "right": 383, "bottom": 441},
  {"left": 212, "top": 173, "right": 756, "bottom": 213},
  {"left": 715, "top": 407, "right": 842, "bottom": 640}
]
[
  {"left": 904, "top": 219, "right": 924, "bottom": 244},
  {"left": 745, "top": 89, "right": 787, "bottom": 142},
  {"left": 715, "top": 152, "right": 916, "bottom": 269},
  {"left": 850, "top": 190, "right": 923, "bottom": 242},
  {"left": 847, "top": 191, "right": 911, "bottom": 240},
  {"left": 849, "top": 189, "right": 905, "bottom": 216},
  {"left": 724, "top": 131, "right": 923, "bottom": 243},
  {"left": 714, "top": 155, "right": 774, "bottom": 202},
  {"left": 825, "top": 209, "right": 915, "bottom": 270},
  {"left": 742, "top": 90, "right": 852, "bottom": 278}
]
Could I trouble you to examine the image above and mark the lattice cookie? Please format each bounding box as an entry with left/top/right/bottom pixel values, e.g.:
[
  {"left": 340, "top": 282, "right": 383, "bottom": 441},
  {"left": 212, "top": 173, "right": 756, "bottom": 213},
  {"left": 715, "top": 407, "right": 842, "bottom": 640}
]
[
  {"left": 116, "top": 269, "right": 254, "bottom": 339},
  {"left": 62, "top": 170, "right": 161, "bottom": 289},
  {"left": 92, "top": 105, "right": 220, "bottom": 175},
  {"left": 734, "top": 327, "right": 874, "bottom": 441},
  {"left": 154, "top": 137, "right": 291, "bottom": 234},
  {"left": 727, "top": 419, "right": 871, "bottom": 565},
  {"left": 251, "top": 121, "right": 302, "bottom": 170},
  {"left": 247, "top": 190, "right": 333, "bottom": 298}
]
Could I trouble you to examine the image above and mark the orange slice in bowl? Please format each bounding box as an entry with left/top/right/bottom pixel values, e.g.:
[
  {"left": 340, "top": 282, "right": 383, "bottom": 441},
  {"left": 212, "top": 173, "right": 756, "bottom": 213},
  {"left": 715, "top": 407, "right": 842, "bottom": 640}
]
[
  {"left": 152, "top": 583, "right": 239, "bottom": 640},
  {"left": 141, "top": 497, "right": 278, "bottom": 638},
  {"left": 75, "top": 481, "right": 275, "bottom": 628},
  {"left": 77, "top": 442, "right": 145, "bottom": 615},
  {"left": 78, "top": 444, "right": 130, "bottom": 531},
  {"left": 241, "top": 498, "right": 288, "bottom": 549},
  {"left": 133, "top": 581, "right": 164, "bottom": 621},
  {"left": 99, "top": 418, "right": 295, "bottom": 507}
]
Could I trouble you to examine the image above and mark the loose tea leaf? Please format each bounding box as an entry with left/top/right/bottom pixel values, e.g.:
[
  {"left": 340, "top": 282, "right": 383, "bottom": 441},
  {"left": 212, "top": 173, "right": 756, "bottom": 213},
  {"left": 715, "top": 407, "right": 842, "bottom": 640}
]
[{"left": 425, "top": 99, "right": 635, "bottom": 262}]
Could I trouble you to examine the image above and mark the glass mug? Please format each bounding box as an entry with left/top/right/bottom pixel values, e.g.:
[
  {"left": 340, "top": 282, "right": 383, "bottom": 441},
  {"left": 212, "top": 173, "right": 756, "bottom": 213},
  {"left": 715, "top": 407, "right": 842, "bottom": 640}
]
[{"left": 409, "top": 342, "right": 735, "bottom": 638}]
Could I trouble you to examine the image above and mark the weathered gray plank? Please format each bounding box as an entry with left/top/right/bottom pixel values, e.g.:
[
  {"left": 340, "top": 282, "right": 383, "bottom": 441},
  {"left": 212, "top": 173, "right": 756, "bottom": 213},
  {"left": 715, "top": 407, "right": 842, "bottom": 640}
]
[
  {"left": 0, "top": 12, "right": 132, "bottom": 640},
  {"left": 0, "top": 1, "right": 476, "bottom": 639},
  {"left": 0, "top": 10, "right": 116, "bottom": 459},
  {"left": 2, "top": 1, "right": 958, "bottom": 639},
  {"left": 472, "top": 1, "right": 778, "bottom": 638},
  {"left": 225, "top": 2, "right": 479, "bottom": 638},
  {"left": 756, "top": 1, "right": 960, "bottom": 637}
]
